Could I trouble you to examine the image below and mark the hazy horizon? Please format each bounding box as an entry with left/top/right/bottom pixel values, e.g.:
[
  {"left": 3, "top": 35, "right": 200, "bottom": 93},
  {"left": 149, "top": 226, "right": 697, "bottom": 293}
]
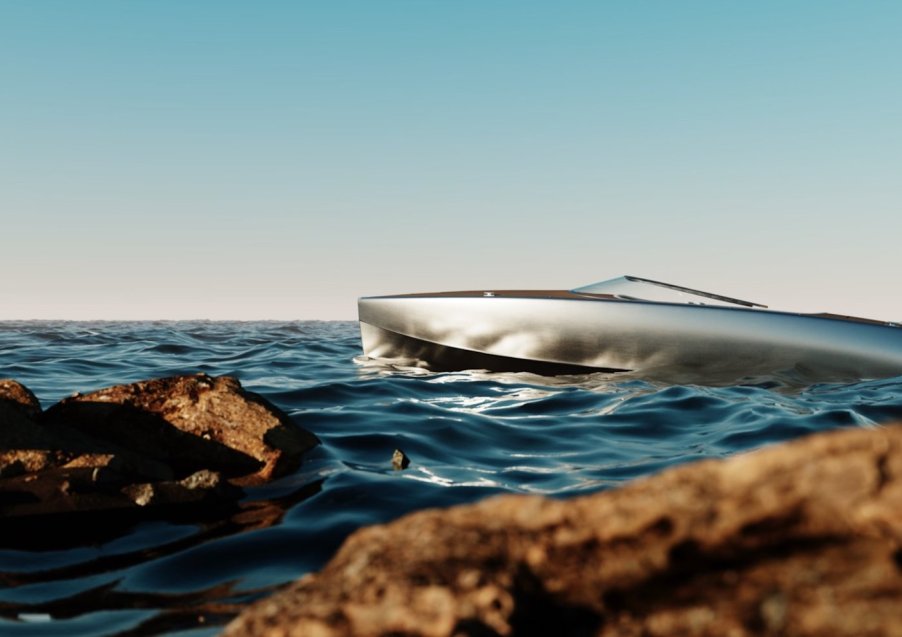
[{"left": 3, "top": 2, "right": 901, "bottom": 322}]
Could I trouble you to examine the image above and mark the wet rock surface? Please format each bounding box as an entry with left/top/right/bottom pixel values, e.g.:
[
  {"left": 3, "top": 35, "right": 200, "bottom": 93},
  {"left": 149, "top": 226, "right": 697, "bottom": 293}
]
[
  {"left": 0, "top": 375, "right": 318, "bottom": 547},
  {"left": 44, "top": 374, "right": 318, "bottom": 485},
  {"left": 226, "top": 424, "right": 902, "bottom": 637}
]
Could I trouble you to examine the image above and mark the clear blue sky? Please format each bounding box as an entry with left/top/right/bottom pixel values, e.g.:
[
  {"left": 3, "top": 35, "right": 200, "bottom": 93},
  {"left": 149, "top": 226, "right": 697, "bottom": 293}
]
[{"left": 2, "top": 1, "right": 900, "bottom": 320}]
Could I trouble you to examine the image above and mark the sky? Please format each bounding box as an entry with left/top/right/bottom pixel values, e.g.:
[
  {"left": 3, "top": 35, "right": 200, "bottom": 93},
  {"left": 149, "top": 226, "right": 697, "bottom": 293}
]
[{"left": 2, "top": 1, "right": 901, "bottom": 321}]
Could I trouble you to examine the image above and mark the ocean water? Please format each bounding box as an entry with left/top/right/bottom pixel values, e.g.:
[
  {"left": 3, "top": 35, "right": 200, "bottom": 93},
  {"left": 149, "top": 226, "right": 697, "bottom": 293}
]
[{"left": 1, "top": 320, "right": 901, "bottom": 636}]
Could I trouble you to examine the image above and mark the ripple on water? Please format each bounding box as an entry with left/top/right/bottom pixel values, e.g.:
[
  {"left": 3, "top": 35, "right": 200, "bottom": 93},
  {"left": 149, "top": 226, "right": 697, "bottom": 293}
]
[{"left": 1, "top": 321, "right": 901, "bottom": 635}]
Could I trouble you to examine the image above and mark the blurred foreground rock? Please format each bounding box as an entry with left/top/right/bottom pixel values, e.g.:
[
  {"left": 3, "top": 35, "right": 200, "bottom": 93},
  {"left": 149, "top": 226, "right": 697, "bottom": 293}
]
[
  {"left": 226, "top": 425, "right": 902, "bottom": 637},
  {"left": 0, "top": 374, "right": 318, "bottom": 546}
]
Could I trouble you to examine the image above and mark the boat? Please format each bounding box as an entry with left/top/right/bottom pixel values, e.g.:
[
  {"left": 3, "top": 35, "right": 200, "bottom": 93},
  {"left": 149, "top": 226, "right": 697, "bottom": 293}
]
[{"left": 357, "top": 275, "right": 902, "bottom": 380}]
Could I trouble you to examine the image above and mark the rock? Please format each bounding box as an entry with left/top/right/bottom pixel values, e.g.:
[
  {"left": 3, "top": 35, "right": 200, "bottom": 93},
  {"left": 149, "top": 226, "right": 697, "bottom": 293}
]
[
  {"left": 0, "top": 379, "right": 69, "bottom": 477},
  {"left": 42, "top": 374, "right": 318, "bottom": 484},
  {"left": 225, "top": 424, "right": 902, "bottom": 637},
  {"left": 121, "top": 470, "right": 235, "bottom": 508},
  {"left": 1, "top": 378, "right": 176, "bottom": 482},
  {"left": 392, "top": 448, "right": 410, "bottom": 470},
  {"left": 0, "top": 375, "right": 318, "bottom": 547},
  {"left": 0, "top": 464, "right": 244, "bottom": 549},
  {"left": 0, "top": 464, "right": 241, "bottom": 518},
  {"left": 123, "top": 482, "right": 155, "bottom": 506},
  {"left": 0, "top": 379, "right": 42, "bottom": 419}
]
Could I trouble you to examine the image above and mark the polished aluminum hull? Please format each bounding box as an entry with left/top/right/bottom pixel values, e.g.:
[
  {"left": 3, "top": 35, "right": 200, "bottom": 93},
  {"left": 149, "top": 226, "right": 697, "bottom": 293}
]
[{"left": 358, "top": 280, "right": 902, "bottom": 380}]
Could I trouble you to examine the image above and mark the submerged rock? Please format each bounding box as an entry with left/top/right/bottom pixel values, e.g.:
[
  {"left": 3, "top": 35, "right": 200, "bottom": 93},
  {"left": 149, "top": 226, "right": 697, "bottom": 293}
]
[
  {"left": 392, "top": 448, "right": 410, "bottom": 470},
  {"left": 225, "top": 424, "right": 902, "bottom": 637}
]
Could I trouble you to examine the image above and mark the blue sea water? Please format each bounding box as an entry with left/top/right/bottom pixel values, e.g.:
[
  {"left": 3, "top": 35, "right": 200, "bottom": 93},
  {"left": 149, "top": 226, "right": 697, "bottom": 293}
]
[{"left": 1, "top": 320, "right": 901, "bottom": 636}]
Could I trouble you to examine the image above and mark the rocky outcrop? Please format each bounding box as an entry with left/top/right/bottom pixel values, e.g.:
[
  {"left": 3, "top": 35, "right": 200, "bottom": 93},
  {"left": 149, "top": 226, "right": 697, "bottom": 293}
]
[
  {"left": 225, "top": 424, "right": 902, "bottom": 637},
  {"left": 1, "top": 379, "right": 73, "bottom": 476},
  {"left": 0, "top": 379, "right": 41, "bottom": 418},
  {"left": 0, "top": 375, "right": 318, "bottom": 546},
  {"left": 43, "top": 374, "right": 317, "bottom": 485}
]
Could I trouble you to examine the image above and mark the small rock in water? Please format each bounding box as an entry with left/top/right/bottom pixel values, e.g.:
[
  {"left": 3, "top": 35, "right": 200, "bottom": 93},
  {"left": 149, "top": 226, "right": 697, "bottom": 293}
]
[{"left": 391, "top": 449, "right": 410, "bottom": 470}]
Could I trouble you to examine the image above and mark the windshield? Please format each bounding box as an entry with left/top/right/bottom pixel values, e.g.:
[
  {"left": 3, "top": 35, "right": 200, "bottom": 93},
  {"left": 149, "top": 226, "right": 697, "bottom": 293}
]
[{"left": 571, "top": 276, "right": 767, "bottom": 308}]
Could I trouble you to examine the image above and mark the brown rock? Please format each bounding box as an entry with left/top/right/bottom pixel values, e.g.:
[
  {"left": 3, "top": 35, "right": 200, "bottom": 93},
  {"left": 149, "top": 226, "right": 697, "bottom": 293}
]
[
  {"left": 392, "top": 448, "right": 410, "bottom": 470},
  {"left": 42, "top": 374, "right": 317, "bottom": 484},
  {"left": 225, "top": 425, "right": 902, "bottom": 637},
  {"left": 0, "top": 374, "right": 317, "bottom": 544},
  {"left": 0, "top": 379, "right": 42, "bottom": 419},
  {"left": 0, "top": 449, "right": 52, "bottom": 477},
  {"left": 0, "top": 379, "right": 175, "bottom": 482},
  {"left": 1, "top": 379, "right": 63, "bottom": 477},
  {"left": 0, "top": 463, "right": 244, "bottom": 549}
]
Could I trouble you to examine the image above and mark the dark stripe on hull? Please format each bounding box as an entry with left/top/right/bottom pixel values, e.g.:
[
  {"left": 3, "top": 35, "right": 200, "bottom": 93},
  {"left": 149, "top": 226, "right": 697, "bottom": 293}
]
[{"left": 361, "top": 324, "right": 628, "bottom": 376}]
